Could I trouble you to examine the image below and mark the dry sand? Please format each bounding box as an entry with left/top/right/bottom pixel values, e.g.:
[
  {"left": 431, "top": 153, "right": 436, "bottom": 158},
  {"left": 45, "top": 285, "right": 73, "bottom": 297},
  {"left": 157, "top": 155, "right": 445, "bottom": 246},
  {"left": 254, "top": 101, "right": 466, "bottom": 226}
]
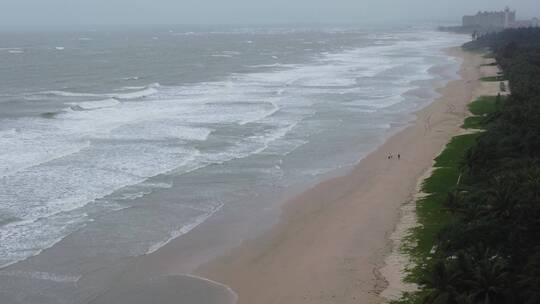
[{"left": 196, "top": 47, "right": 485, "bottom": 304}]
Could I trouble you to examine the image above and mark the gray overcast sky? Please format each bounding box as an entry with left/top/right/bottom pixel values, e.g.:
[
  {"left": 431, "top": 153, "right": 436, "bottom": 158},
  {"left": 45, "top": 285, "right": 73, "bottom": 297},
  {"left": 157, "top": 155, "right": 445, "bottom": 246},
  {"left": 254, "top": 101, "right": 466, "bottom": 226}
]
[{"left": 2, "top": 0, "right": 540, "bottom": 27}]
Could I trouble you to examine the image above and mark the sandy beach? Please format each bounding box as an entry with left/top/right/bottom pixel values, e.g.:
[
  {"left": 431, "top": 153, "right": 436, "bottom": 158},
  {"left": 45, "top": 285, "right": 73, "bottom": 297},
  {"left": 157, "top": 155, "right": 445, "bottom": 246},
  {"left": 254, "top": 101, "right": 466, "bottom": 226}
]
[{"left": 196, "top": 47, "right": 484, "bottom": 304}]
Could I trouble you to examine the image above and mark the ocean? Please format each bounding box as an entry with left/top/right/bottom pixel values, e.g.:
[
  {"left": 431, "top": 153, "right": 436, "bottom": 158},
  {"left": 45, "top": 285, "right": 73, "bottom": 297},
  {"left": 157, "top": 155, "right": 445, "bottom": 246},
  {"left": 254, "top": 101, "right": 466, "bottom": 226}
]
[{"left": 0, "top": 25, "right": 467, "bottom": 303}]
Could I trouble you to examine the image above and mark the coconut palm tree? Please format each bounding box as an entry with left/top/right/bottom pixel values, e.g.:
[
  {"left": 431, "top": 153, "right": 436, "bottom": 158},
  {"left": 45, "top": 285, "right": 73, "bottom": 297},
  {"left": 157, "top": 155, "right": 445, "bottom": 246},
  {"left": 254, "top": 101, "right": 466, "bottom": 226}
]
[
  {"left": 423, "top": 261, "right": 463, "bottom": 304},
  {"left": 463, "top": 256, "right": 509, "bottom": 304}
]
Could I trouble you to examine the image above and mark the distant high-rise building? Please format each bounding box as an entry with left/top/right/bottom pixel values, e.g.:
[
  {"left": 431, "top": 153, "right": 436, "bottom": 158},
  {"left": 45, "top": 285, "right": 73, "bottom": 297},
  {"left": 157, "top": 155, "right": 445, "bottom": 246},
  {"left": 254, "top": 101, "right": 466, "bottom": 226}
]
[
  {"left": 508, "top": 18, "right": 540, "bottom": 28},
  {"left": 440, "top": 7, "right": 537, "bottom": 34},
  {"left": 462, "top": 7, "right": 516, "bottom": 29}
]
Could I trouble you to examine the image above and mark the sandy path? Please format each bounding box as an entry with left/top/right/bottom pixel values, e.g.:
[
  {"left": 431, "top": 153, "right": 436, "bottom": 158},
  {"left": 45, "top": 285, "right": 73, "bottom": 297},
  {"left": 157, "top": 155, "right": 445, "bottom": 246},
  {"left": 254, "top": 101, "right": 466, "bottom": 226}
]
[{"left": 197, "top": 48, "right": 484, "bottom": 304}]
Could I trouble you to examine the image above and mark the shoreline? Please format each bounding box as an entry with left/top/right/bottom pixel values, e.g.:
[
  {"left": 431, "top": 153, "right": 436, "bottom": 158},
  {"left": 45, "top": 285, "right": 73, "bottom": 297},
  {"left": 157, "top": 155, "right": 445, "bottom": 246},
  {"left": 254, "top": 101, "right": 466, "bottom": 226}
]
[
  {"left": 379, "top": 53, "right": 506, "bottom": 302},
  {"left": 194, "top": 47, "right": 484, "bottom": 304}
]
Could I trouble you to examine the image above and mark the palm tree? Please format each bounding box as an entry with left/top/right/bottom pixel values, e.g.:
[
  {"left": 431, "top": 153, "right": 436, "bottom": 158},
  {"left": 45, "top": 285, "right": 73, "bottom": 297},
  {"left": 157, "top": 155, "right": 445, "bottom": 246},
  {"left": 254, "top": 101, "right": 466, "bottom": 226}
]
[
  {"left": 423, "top": 260, "right": 463, "bottom": 304},
  {"left": 518, "top": 248, "right": 540, "bottom": 304},
  {"left": 483, "top": 176, "right": 520, "bottom": 220},
  {"left": 459, "top": 249, "right": 509, "bottom": 304}
]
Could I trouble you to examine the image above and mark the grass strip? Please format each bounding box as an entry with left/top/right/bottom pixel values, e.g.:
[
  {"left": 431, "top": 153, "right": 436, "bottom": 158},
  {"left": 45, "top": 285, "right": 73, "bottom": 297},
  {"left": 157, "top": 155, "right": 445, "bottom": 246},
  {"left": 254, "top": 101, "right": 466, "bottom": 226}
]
[{"left": 462, "top": 95, "right": 505, "bottom": 129}]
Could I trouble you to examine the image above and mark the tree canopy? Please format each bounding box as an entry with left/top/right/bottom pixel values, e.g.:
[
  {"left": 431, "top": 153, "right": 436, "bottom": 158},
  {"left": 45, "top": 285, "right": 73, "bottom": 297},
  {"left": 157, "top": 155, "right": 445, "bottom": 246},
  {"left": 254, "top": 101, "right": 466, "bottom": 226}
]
[{"left": 412, "top": 28, "right": 540, "bottom": 304}]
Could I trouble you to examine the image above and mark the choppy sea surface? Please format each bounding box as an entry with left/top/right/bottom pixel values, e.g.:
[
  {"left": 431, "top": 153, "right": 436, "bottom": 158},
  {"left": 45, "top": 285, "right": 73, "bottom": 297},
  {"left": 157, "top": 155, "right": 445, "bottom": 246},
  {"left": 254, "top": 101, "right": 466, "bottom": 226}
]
[{"left": 0, "top": 25, "right": 467, "bottom": 303}]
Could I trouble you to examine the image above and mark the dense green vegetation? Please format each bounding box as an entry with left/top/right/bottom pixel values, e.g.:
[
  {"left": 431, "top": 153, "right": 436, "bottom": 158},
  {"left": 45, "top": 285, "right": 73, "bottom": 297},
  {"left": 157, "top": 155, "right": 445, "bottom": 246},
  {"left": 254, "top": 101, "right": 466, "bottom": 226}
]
[
  {"left": 479, "top": 75, "right": 506, "bottom": 82},
  {"left": 480, "top": 62, "right": 498, "bottom": 67},
  {"left": 462, "top": 95, "right": 505, "bottom": 130},
  {"left": 397, "top": 28, "right": 540, "bottom": 304}
]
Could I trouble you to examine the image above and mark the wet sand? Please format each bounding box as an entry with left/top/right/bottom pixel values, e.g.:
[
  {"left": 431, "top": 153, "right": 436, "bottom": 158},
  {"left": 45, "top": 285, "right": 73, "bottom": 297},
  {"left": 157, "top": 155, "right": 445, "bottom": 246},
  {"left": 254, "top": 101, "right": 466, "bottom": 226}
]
[
  {"left": 195, "top": 47, "right": 484, "bottom": 304},
  {"left": 90, "top": 275, "right": 237, "bottom": 304}
]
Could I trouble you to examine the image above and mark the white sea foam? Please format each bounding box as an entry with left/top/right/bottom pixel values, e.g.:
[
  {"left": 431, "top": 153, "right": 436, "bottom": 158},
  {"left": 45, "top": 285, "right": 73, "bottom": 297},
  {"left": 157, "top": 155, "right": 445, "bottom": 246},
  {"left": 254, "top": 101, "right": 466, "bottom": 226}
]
[
  {"left": 249, "top": 63, "right": 293, "bottom": 69},
  {"left": 123, "top": 76, "right": 141, "bottom": 80},
  {"left": 172, "top": 31, "right": 197, "bottom": 36},
  {"left": 211, "top": 54, "right": 233, "bottom": 58},
  {"left": 117, "top": 86, "right": 147, "bottom": 91},
  {"left": 42, "top": 83, "right": 160, "bottom": 100},
  {"left": 139, "top": 181, "right": 173, "bottom": 189},
  {"left": 110, "top": 87, "right": 158, "bottom": 99},
  {"left": 69, "top": 98, "right": 120, "bottom": 110},
  {"left": 0, "top": 126, "right": 92, "bottom": 178},
  {"left": 0, "top": 271, "right": 81, "bottom": 283},
  {"left": 146, "top": 203, "right": 223, "bottom": 254},
  {"left": 43, "top": 90, "right": 102, "bottom": 98}
]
